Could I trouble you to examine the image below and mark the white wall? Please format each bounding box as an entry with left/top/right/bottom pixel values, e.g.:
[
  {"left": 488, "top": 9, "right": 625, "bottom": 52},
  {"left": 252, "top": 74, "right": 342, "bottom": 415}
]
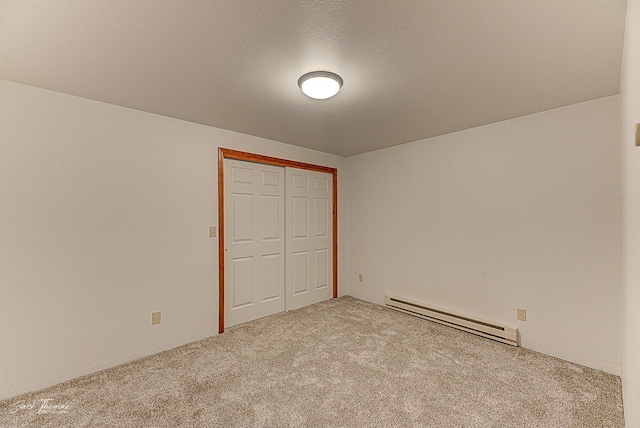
[
  {"left": 346, "top": 96, "right": 622, "bottom": 374},
  {"left": 0, "top": 79, "right": 346, "bottom": 400},
  {"left": 621, "top": 0, "right": 640, "bottom": 424}
]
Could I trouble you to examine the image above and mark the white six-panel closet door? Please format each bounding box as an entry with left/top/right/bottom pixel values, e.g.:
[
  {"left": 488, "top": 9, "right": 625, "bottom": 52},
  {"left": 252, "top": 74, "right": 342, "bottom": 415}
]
[
  {"left": 224, "top": 159, "right": 285, "bottom": 328},
  {"left": 285, "top": 167, "right": 333, "bottom": 311}
]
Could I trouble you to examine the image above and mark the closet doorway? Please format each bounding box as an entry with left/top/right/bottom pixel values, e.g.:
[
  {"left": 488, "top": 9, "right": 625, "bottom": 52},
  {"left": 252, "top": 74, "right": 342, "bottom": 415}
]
[{"left": 218, "top": 148, "right": 337, "bottom": 333}]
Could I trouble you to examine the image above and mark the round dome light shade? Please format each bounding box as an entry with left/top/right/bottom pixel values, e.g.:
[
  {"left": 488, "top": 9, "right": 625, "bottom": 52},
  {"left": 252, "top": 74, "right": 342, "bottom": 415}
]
[{"left": 298, "top": 71, "right": 343, "bottom": 99}]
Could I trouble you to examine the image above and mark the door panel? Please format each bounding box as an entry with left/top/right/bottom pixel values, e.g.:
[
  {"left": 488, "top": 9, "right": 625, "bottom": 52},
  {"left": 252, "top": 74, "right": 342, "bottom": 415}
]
[
  {"left": 292, "top": 250, "right": 309, "bottom": 295},
  {"left": 224, "top": 159, "right": 285, "bottom": 327},
  {"left": 231, "top": 193, "right": 253, "bottom": 243},
  {"left": 286, "top": 168, "right": 333, "bottom": 310},
  {"left": 261, "top": 253, "right": 281, "bottom": 301},
  {"left": 231, "top": 256, "right": 253, "bottom": 308},
  {"left": 314, "top": 198, "right": 329, "bottom": 237},
  {"left": 261, "top": 195, "right": 280, "bottom": 240},
  {"left": 292, "top": 197, "right": 308, "bottom": 238},
  {"left": 314, "top": 249, "right": 329, "bottom": 290}
]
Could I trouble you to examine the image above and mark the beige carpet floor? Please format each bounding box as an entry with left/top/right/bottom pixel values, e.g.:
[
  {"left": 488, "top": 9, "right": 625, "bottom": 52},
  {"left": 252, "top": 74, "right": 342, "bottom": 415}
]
[{"left": 0, "top": 296, "right": 624, "bottom": 427}]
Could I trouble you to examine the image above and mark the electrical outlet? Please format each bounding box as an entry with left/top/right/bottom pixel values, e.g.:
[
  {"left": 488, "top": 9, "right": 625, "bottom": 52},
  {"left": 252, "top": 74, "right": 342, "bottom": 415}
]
[
  {"left": 358, "top": 273, "right": 364, "bottom": 282},
  {"left": 517, "top": 308, "right": 527, "bottom": 322},
  {"left": 152, "top": 311, "right": 161, "bottom": 325}
]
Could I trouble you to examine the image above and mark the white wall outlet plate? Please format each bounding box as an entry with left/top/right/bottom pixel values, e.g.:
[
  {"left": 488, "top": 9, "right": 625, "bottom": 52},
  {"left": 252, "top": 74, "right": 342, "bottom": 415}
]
[{"left": 517, "top": 308, "right": 527, "bottom": 321}]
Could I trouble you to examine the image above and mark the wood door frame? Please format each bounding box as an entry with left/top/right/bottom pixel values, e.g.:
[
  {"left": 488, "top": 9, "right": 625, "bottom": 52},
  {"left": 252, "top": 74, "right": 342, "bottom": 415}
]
[{"left": 218, "top": 148, "right": 338, "bottom": 333}]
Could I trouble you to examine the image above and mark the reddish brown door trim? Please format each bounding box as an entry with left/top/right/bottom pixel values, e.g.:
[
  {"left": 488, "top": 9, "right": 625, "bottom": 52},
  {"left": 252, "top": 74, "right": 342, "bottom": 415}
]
[{"left": 218, "top": 148, "right": 338, "bottom": 333}]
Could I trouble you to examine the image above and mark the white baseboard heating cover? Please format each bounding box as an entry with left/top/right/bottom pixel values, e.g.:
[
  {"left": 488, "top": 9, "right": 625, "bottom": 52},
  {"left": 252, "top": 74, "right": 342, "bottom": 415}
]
[{"left": 384, "top": 295, "right": 518, "bottom": 346}]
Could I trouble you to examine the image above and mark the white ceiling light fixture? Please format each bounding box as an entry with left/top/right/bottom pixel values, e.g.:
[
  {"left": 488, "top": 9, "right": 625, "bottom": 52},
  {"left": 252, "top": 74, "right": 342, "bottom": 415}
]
[{"left": 298, "top": 71, "right": 343, "bottom": 100}]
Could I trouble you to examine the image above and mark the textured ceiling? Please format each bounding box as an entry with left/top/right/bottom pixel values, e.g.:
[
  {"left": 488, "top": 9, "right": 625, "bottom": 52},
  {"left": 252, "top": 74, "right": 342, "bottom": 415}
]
[{"left": 0, "top": 1, "right": 628, "bottom": 157}]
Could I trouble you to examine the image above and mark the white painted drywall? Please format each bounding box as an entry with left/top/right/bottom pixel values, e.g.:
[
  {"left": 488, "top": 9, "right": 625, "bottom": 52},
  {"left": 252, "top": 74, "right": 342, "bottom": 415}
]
[
  {"left": 621, "top": 0, "right": 640, "bottom": 424},
  {"left": 346, "top": 96, "right": 622, "bottom": 374},
  {"left": 0, "top": 79, "right": 346, "bottom": 400}
]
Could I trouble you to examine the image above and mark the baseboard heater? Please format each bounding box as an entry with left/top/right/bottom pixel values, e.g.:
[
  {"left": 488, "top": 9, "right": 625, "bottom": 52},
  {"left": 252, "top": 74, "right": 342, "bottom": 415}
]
[{"left": 384, "top": 295, "right": 518, "bottom": 346}]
